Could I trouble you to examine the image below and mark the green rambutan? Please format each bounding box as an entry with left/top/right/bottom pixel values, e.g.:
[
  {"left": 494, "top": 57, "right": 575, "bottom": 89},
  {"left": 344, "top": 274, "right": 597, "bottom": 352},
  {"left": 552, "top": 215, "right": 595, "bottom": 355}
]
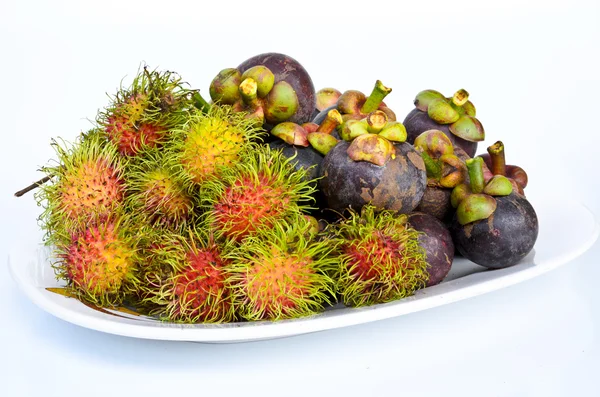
[
  {"left": 125, "top": 150, "right": 194, "bottom": 230},
  {"left": 329, "top": 205, "right": 429, "bottom": 307},
  {"left": 52, "top": 216, "right": 140, "bottom": 306},
  {"left": 172, "top": 106, "right": 264, "bottom": 184},
  {"left": 141, "top": 229, "right": 236, "bottom": 323},
  {"left": 37, "top": 130, "right": 125, "bottom": 234},
  {"left": 226, "top": 219, "right": 337, "bottom": 321},
  {"left": 202, "top": 145, "right": 316, "bottom": 242},
  {"left": 98, "top": 67, "right": 194, "bottom": 156}
]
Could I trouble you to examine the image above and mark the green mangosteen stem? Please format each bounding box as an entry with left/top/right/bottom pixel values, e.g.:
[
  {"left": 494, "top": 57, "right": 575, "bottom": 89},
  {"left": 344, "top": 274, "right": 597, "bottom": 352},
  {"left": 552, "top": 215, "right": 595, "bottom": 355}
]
[
  {"left": 466, "top": 157, "right": 485, "bottom": 194},
  {"left": 360, "top": 80, "right": 392, "bottom": 114},
  {"left": 192, "top": 91, "right": 211, "bottom": 113},
  {"left": 366, "top": 110, "right": 388, "bottom": 134},
  {"left": 487, "top": 141, "right": 506, "bottom": 176},
  {"left": 452, "top": 89, "right": 469, "bottom": 107},
  {"left": 421, "top": 152, "right": 442, "bottom": 179},
  {"left": 317, "top": 109, "right": 343, "bottom": 134},
  {"left": 239, "top": 78, "right": 261, "bottom": 108},
  {"left": 14, "top": 175, "right": 52, "bottom": 197}
]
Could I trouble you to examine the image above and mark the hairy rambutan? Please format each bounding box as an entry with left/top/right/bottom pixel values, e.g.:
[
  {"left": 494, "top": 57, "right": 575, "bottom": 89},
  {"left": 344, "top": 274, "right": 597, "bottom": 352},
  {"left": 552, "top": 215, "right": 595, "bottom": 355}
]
[
  {"left": 53, "top": 217, "right": 140, "bottom": 306},
  {"left": 37, "top": 130, "right": 125, "bottom": 234},
  {"left": 202, "top": 145, "right": 316, "bottom": 242},
  {"left": 125, "top": 150, "right": 194, "bottom": 229},
  {"left": 226, "top": 219, "right": 337, "bottom": 321},
  {"left": 98, "top": 67, "right": 194, "bottom": 156},
  {"left": 172, "top": 106, "right": 264, "bottom": 184},
  {"left": 329, "top": 205, "right": 429, "bottom": 307},
  {"left": 141, "top": 230, "right": 236, "bottom": 323}
]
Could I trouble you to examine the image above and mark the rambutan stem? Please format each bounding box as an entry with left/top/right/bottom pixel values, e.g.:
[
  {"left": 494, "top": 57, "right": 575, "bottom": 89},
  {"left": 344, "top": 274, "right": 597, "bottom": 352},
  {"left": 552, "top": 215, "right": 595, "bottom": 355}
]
[
  {"left": 361, "top": 80, "right": 392, "bottom": 114},
  {"left": 14, "top": 175, "right": 52, "bottom": 197},
  {"left": 487, "top": 141, "right": 506, "bottom": 176}
]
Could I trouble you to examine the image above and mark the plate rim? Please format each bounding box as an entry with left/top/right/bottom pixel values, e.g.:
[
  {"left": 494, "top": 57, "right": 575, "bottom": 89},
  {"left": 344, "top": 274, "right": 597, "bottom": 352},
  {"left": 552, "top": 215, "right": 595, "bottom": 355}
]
[{"left": 8, "top": 200, "right": 600, "bottom": 343}]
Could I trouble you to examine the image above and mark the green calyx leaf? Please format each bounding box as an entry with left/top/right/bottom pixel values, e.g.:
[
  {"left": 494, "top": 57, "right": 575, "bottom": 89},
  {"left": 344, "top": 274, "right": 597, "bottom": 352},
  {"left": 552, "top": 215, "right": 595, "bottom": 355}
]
[
  {"left": 271, "top": 122, "right": 309, "bottom": 147},
  {"left": 457, "top": 194, "right": 497, "bottom": 225},
  {"left": 264, "top": 81, "right": 299, "bottom": 124},
  {"left": 307, "top": 132, "right": 339, "bottom": 155},
  {"left": 483, "top": 175, "right": 513, "bottom": 196},
  {"left": 347, "top": 134, "right": 395, "bottom": 166},
  {"left": 241, "top": 66, "right": 275, "bottom": 98},
  {"left": 378, "top": 121, "right": 407, "bottom": 143},
  {"left": 427, "top": 98, "right": 460, "bottom": 124},
  {"left": 449, "top": 115, "right": 485, "bottom": 142},
  {"left": 450, "top": 183, "right": 471, "bottom": 208},
  {"left": 414, "top": 89, "right": 445, "bottom": 112}
]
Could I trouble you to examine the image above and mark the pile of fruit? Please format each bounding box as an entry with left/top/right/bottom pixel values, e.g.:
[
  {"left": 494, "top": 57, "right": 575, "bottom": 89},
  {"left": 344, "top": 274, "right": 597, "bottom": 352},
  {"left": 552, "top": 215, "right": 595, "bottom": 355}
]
[{"left": 17, "top": 53, "right": 539, "bottom": 323}]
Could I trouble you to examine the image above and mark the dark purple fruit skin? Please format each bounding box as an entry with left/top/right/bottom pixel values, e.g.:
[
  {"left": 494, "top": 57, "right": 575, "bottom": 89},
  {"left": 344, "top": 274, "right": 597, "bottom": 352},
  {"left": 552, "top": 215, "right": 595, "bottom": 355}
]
[
  {"left": 269, "top": 140, "right": 328, "bottom": 213},
  {"left": 238, "top": 53, "right": 316, "bottom": 125},
  {"left": 450, "top": 193, "right": 538, "bottom": 269},
  {"left": 319, "top": 141, "right": 426, "bottom": 214},
  {"left": 415, "top": 185, "right": 452, "bottom": 223},
  {"left": 268, "top": 140, "right": 323, "bottom": 182},
  {"left": 407, "top": 212, "right": 454, "bottom": 287},
  {"left": 403, "top": 108, "right": 478, "bottom": 157}
]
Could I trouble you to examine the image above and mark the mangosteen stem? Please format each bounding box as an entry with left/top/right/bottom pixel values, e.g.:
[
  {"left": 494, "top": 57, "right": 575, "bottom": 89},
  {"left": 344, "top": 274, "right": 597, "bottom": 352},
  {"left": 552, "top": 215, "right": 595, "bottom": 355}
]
[
  {"left": 192, "top": 91, "right": 211, "bottom": 113},
  {"left": 239, "top": 78, "right": 261, "bottom": 109},
  {"left": 14, "top": 175, "right": 52, "bottom": 197},
  {"left": 452, "top": 89, "right": 469, "bottom": 107},
  {"left": 421, "top": 152, "right": 442, "bottom": 179},
  {"left": 317, "top": 109, "right": 343, "bottom": 134},
  {"left": 466, "top": 157, "right": 485, "bottom": 194},
  {"left": 487, "top": 141, "right": 506, "bottom": 176},
  {"left": 360, "top": 80, "right": 392, "bottom": 114}
]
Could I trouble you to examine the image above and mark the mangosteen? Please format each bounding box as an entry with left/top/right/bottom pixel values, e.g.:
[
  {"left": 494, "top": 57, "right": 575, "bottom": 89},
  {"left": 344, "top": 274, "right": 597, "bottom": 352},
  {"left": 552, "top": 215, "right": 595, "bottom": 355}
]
[
  {"left": 449, "top": 157, "right": 538, "bottom": 269},
  {"left": 319, "top": 134, "right": 426, "bottom": 214},
  {"left": 407, "top": 212, "right": 454, "bottom": 286},
  {"left": 403, "top": 89, "right": 485, "bottom": 157},
  {"left": 238, "top": 52, "right": 316, "bottom": 125},
  {"left": 208, "top": 53, "right": 316, "bottom": 129},
  {"left": 412, "top": 130, "right": 467, "bottom": 222}
]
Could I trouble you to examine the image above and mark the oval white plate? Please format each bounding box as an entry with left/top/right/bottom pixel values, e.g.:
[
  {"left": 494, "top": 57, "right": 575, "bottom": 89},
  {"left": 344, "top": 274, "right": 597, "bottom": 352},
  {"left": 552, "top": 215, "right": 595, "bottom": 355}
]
[{"left": 8, "top": 197, "right": 599, "bottom": 343}]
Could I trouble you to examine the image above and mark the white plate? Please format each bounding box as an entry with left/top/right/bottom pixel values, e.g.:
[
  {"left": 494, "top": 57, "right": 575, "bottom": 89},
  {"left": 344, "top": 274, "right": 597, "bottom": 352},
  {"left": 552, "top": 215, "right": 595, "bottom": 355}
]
[{"left": 8, "top": 197, "right": 599, "bottom": 343}]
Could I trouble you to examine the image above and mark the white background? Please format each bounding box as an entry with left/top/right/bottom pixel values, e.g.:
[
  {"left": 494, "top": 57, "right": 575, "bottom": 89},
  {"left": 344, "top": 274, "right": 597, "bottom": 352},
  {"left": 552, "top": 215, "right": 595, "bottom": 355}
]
[{"left": 1, "top": 0, "right": 599, "bottom": 396}]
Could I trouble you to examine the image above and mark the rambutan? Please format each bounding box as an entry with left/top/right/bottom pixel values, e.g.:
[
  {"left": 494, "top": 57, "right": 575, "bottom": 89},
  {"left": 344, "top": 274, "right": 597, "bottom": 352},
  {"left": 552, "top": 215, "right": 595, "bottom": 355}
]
[
  {"left": 226, "top": 219, "right": 337, "bottom": 321},
  {"left": 125, "top": 150, "right": 194, "bottom": 229},
  {"left": 37, "top": 130, "right": 125, "bottom": 234},
  {"left": 172, "top": 106, "right": 264, "bottom": 184},
  {"left": 98, "top": 67, "right": 194, "bottom": 156},
  {"left": 202, "top": 145, "right": 316, "bottom": 242},
  {"left": 142, "top": 230, "right": 236, "bottom": 323},
  {"left": 53, "top": 217, "right": 140, "bottom": 306},
  {"left": 329, "top": 205, "right": 429, "bottom": 307}
]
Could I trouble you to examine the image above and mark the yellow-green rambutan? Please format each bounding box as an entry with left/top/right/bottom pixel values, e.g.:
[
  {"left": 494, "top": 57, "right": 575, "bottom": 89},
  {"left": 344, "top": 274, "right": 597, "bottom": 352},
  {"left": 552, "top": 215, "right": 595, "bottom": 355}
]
[
  {"left": 171, "top": 106, "right": 265, "bottom": 184},
  {"left": 328, "top": 205, "right": 429, "bottom": 307},
  {"left": 226, "top": 218, "right": 337, "bottom": 321},
  {"left": 125, "top": 149, "right": 195, "bottom": 230}
]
